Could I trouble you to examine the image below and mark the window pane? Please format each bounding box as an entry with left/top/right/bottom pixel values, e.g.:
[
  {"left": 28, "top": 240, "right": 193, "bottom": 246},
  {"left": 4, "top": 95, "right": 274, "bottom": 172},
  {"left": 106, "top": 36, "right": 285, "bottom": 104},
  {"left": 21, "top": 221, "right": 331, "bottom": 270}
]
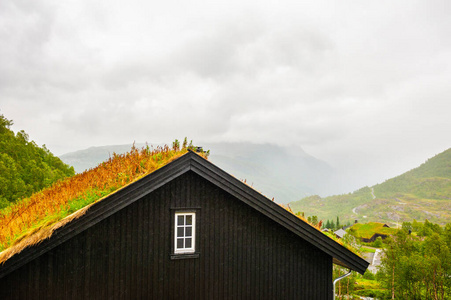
[
  {"left": 174, "top": 212, "right": 195, "bottom": 253},
  {"left": 177, "top": 227, "right": 184, "bottom": 237},
  {"left": 185, "top": 226, "right": 192, "bottom": 237}
]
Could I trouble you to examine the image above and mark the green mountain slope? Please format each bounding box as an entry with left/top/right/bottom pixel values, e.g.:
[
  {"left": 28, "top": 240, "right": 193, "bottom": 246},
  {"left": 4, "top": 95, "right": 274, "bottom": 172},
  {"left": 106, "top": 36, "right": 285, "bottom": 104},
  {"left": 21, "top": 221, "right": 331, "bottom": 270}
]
[
  {"left": 0, "top": 114, "right": 75, "bottom": 208},
  {"left": 290, "top": 148, "right": 451, "bottom": 225},
  {"left": 373, "top": 148, "right": 451, "bottom": 200}
]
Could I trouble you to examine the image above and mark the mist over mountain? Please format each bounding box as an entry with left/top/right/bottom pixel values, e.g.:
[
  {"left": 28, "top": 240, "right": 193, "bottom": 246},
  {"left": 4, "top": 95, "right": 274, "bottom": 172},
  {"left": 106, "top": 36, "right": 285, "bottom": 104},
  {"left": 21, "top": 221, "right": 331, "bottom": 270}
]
[
  {"left": 59, "top": 142, "right": 346, "bottom": 203},
  {"left": 206, "top": 143, "right": 339, "bottom": 203}
]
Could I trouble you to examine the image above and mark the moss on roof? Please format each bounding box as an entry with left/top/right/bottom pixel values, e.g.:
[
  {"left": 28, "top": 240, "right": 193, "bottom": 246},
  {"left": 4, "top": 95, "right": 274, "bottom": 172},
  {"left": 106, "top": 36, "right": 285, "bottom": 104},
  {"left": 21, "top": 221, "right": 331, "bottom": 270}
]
[{"left": 0, "top": 141, "right": 208, "bottom": 263}]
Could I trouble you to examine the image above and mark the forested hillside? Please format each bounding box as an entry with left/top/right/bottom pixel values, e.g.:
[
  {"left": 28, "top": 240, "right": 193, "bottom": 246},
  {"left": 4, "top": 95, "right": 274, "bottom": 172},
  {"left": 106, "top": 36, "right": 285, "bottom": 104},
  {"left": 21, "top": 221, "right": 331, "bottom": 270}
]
[
  {"left": 290, "top": 148, "right": 451, "bottom": 225},
  {"left": 0, "top": 114, "right": 74, "bottom": 208},
  {"left": 374, "top": 148, "right": 451, "bottom": 199}
]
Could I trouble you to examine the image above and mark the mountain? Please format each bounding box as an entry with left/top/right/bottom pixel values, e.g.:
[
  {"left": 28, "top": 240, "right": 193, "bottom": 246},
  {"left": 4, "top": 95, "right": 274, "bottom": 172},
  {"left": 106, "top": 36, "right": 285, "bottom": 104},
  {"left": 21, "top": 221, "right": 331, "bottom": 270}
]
[
  {"left": 289, "top": 148, "right": 451, "bottom": 225},
  {"left": 59, "top": 142, "right": 338, "bottom": 203},
  {"left": 373, "top": 148, "right": 451, "bottom": 200}
]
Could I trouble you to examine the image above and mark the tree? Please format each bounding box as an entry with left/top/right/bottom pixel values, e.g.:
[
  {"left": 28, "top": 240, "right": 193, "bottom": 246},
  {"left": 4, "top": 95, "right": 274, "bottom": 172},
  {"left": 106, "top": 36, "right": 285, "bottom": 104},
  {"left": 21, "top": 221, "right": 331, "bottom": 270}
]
[
  {"left": 0, "top": 114, "right": 75, "bottom": 208},
  {"left": 307, "top": 215, "right": 318, "bottom": 226},
  {"left": 378, "top": 229, "right": 415, "bottom": 299},
  {"left": 402, "top": 221, "right": 412, "bottom": 232},
  {"left": 325, "top": 219, "right": 331, "bottom": 229},
  {"left": 330, "top": 220, "right": 335, "bottom": 230},
  {"left": 444, "top": 223, "right": 451, "bottom": 248},
  {"left": 378, "top": 222, "right": 451, "bottom": 299},
  {"left": 422, "top": 233, "right": 450, "bottom": 299},
  {"left": 412, "top": 219, "right": 423, "bottom": 232},
  {"left": 0, "top": 114, "right": 13, "bottom": 134},
  {"left": 373, "top": 236, "right": 383, "bottom": 248}
]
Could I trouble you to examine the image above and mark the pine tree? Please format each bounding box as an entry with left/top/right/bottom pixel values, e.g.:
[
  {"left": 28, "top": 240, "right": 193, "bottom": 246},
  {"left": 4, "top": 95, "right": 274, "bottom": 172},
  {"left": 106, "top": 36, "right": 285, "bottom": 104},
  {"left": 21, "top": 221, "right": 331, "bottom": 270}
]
[{"left": 325, "top": 219, "right": 331, "bottom": 229}]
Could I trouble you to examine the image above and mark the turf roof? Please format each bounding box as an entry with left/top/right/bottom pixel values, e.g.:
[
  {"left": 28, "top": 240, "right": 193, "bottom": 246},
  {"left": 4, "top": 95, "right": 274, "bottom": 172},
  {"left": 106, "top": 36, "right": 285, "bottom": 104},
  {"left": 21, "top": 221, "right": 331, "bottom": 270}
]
[
  {"left": 351, "top": 222, "right": 397, "bottom": 239},
  {"left": 0, "top": 143, "right": 207, "bottom": 263}
]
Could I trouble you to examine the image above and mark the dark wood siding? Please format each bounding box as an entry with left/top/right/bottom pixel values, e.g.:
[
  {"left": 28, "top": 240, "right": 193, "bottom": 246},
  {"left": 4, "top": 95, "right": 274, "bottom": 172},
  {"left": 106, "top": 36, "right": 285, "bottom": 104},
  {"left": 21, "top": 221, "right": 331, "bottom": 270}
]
[{"left": 0, "top": 171, "right": 333, "bottom": 299}]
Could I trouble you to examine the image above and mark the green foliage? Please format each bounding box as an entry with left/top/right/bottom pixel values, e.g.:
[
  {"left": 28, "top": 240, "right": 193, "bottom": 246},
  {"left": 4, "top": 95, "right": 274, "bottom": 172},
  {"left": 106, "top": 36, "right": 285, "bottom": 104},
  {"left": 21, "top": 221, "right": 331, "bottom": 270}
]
[
  {"left": 325, "top": 219, "right": 331, "bottom": 229},
  {"left": 307, "top": 215, "right": 318, "bottom": 226},
  {"left": 378, "top": 223, "right": 451, "bottom": 299},
  {"left": 330, "top": 220, "right": 335, "bottom": 229},
  {"left": 0, "top": 114, "right": 74, "bottom": 208},
  {"left": 402, "top": 221, "right": 412, "bottom": 231},
  {"left": 417, "top": 219, "right": 439, "bottom": 237},
  {"left": 363, "top": 270, "right": 375, "bottom": 280},
  {"left": 412, "top": 219, "right": 423, "bottom": 232},
  {"left": 333, "top": 268, "right": 386, "bottom": 299},
  {"left": 333, "top": 266, "right": 357, "bottom": 299},
  {"left": 373, "top": 236, "right": 383, "bottom": 248}
]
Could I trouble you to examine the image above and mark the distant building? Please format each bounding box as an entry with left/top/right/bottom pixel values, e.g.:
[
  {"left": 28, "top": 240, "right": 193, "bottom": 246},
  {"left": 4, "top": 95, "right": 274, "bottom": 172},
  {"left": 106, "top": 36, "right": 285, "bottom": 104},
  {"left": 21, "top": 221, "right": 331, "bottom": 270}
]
[{"left": 334, "top": 228, "right": 347, "bottom": 239}]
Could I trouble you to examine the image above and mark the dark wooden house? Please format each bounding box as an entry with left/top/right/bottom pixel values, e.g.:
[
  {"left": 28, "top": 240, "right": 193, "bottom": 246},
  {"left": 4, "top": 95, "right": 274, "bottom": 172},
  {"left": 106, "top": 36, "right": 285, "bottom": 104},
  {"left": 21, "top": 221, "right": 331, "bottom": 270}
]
[{"left": 0, "top": 151, "right": 368, "bottom": 299}]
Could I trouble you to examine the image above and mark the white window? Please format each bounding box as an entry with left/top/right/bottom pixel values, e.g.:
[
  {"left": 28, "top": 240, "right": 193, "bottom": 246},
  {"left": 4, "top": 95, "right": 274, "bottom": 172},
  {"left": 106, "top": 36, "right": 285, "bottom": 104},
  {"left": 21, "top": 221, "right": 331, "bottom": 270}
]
[{"left": 174, "top": 212, "right": 195, "bottom": 254}]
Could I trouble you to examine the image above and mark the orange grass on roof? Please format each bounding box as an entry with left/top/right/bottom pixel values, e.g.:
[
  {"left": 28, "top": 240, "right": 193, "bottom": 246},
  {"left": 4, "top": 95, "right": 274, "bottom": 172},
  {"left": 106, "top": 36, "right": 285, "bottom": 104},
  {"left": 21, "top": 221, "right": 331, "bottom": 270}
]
[{"left": 0, "top": 142, "right": 207, "bottom": 262}]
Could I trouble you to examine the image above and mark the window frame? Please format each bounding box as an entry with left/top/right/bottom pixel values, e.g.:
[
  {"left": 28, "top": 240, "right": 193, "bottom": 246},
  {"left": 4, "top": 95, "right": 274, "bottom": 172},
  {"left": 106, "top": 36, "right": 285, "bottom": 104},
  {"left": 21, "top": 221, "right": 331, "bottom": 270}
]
[{"left": 174, "top": 212, "right": 196, "bottom": 254}]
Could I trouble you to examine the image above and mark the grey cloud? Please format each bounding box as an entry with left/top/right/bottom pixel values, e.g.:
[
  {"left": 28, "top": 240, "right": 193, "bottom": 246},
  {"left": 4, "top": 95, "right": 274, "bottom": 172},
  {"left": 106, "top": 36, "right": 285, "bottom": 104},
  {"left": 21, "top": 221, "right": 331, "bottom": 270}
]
[
  {"left": 100, "top": 14, "right": 334, "bottom": 93},
  {"left": 174, "top": 23, "right": 334, "bottom": 80},
  {"left": 0, "top": 1, "right": 54, "bottom": 87},
  {"left": 1, "top": 0, "right": 450, "bottom": 187}
]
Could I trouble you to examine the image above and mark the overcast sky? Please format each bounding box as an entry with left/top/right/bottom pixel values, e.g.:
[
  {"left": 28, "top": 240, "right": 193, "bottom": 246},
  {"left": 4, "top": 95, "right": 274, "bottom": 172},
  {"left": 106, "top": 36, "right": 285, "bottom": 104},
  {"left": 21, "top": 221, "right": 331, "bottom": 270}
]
[{"left": 1, "top": 0, "right": 450, "bottom": 187}]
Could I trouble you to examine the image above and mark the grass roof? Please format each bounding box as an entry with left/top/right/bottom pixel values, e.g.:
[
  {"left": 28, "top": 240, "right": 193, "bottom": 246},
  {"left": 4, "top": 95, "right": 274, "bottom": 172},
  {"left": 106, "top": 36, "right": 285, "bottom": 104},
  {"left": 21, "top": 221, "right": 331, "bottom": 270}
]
[
  {"left": 0, "top": 141, "right": 208, "bottom": 263},
  {"left": 350, "top": 222, "right": 398, "bottom": 239}
]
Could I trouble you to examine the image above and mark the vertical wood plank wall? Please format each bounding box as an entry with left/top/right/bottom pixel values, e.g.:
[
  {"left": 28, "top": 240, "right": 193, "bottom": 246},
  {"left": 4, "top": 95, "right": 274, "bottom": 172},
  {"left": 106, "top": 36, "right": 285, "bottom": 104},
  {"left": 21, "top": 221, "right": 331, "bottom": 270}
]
[{"left": 0, "top": 172, "right": 333, "bottom": 299}]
